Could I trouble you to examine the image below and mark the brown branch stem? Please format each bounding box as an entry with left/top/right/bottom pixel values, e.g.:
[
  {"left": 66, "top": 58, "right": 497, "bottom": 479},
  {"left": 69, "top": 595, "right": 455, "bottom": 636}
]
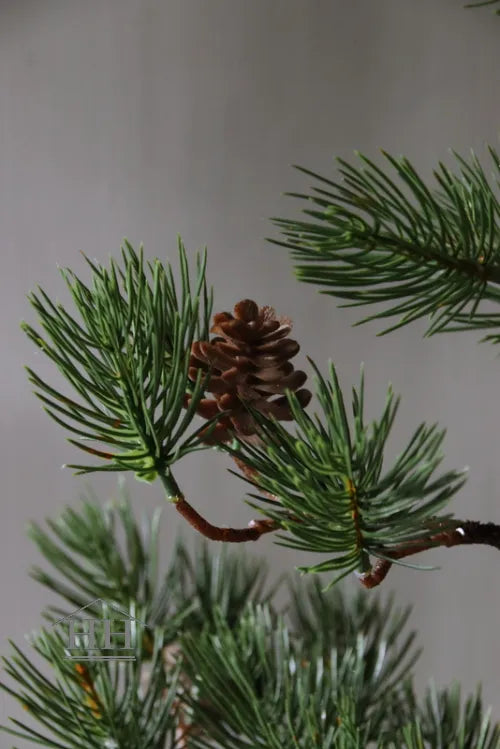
[
  {"left": 160, "top": 463, "right": 279, "bottom": 542},
  {"left": 162, "top": 470, "right": 500, "bottom": 575},
  {"left": 358, "top": 520, "right": 500, "bottom": 588},
  {"left": 174, "top": 495, "right": 277, "bottom": 542}
]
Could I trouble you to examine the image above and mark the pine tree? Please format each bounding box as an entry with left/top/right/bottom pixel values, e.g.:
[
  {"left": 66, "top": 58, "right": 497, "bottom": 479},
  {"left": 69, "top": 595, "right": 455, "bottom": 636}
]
[{"left": 2, "top": 2, "right": 499, "bottom": 747}]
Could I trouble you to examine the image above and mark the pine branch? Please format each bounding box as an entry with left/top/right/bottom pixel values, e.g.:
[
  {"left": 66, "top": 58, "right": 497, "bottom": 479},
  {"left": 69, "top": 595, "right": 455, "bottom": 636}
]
[
  {"left": 2, "top": 495, "right": 499, "bottom": 747},
  {"left": 180, "top": 602, "right": 499, "bottom": 748},
  {"left": 0, "top": 624, "right": 180, "bottom": 748},
  {"left": 357, "top": 521, "right": 500, "bottom": 588},
  {"left": 270, "top": 149, "right": 500, "bottom": 340},
  {"left": 171, "top": 531, "right": 276, "bottom": 630},
  {"left": 22, "top": 245, "right": 294, "bottom": 542},
  {"left": 22, "top": 239, "right": 216, "bottom": 481},
  {"left": 22, "top": 238, "right": 500, "bottom": 587},
  {"left": 287, "top": 579, "right": 420, "bottom": 721},
  {"left": 180, "top": 603, "right": 385, "bottom": 747},
  {"left": 29, "top": 488, "right": 276, "bottom": 632},
  {"left": 398, "top": 681, "right": 500, "bottom": 749},
  {"left": 288, "top": 578, "right": 417, "bottom": 666},
  {"left": 223, "top": 360, "right": 469, "bottom": 585},
  {"left": 3, "top": 494, "right": 280, "bottom": 747},
  {"left": 158, "top": 470, "right": 278, "bottom": 543}
]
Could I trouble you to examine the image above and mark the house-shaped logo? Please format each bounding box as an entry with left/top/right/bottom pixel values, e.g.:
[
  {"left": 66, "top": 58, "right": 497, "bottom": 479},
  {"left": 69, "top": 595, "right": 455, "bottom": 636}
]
[{"left": 52, "top": 598, "right": 149, "bottom": 662}]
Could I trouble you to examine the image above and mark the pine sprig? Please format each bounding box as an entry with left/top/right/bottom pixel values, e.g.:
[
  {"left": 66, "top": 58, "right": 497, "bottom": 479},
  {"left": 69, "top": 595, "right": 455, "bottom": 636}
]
[
  {"left": 288, "top": 583, "right": 500, "bottom": 747},
  {"left": 224, "top": 360, "right": 466, "bottom": 582},
  {"left": 2, "top": 495, "right": 499, "bottom": 747},
  {"left": 1, "top": 495, "right": 279, "bottom": 748},
  {"left": 172, "top": 536, "right": 275, "bottom": 630},
  {"left": 417, "top": 682, "right": 500, "bottom": 748},
  {"left": 270, "top": 149, "right": 500, "bottom": 339},
  {"left": 28, "top": 485, "right": 195, "bottom": 630},
  {"left": 287, "top": 579, "right": 419, "bottom": 677},
  {"left": 180, "top": 603, "right": 377, "bottom": 748},
  {"left": 28, "top": 487, "right": 274, "bottom": 635},
  {"left": 398, "top": 681, "right": 500, "bottom": 749},
  {"left": 180, "top": 602, "right": 499, "bottom": 748},
  {"left": 287, "top": 580, "right": 420, "bottom": 737},
  {"left": 21, "top": 239, "right": 216, "bottom": 482},
  {"left": 0, "top": 624, "right": 180, "bottom": 749}
]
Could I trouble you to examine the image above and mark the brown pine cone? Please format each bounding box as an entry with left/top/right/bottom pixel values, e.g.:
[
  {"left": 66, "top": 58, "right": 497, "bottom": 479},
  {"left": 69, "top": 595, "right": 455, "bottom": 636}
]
[{"left": 185, "top": 298, "right": 312, "bottom": 445}]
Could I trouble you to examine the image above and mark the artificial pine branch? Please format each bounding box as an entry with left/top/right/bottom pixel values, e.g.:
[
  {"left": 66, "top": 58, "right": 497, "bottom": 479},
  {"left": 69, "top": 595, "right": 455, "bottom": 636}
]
[
  {"left": 21, "top": 242, "right": 500, "bottom": 586},
  {"left": 180, "top": 601, "right": 496, "bottom": 747},
  {"left": 3, "top": 495, "right": 498, "bottom": 747},
  {"left": 21, "top": 244, "right": 295, "bottom": 544},
  {"left": 1, "top": 623, "right": 181, "bottom": 748},
  {"left": 21, "top": 239, "right": 216, "bottom": 481},
  {"left": 223, "top": 361, "right": 476, "bottom": 584},
  {"left": 270, "top": 149, "right": 500, "bottom": 340}
]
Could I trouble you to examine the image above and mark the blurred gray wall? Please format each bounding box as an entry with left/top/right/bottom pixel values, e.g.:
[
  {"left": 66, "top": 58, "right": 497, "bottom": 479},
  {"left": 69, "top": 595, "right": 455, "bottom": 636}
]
[{"left": 1, "top": 0, "right": 499, "bottom": 737}]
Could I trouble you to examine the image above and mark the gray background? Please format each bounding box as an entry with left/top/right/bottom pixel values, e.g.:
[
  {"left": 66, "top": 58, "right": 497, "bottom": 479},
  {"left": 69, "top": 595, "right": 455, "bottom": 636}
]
[{"left": 1, "top": 0, "right": 499, "bottom": 738}]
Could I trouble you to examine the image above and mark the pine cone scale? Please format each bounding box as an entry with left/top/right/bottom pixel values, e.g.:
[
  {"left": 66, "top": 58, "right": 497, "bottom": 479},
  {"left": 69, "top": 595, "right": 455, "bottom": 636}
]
[
  {"left": 252, "top": 348, "right": 300, "bottom": 367},
  {"left": 250, "top": 362, "right": 294, "bottom": 381},
  {"left": 252, "top": 370, "right": 308, "bottom": 394},
  {"left": 254, "top": 338, "right": 297, "bottom": 355},
  {"left": 198, "top": 343, "right": 252, "bottom": 372},
  {"left": 204, "top": 378, "right": 234, "bottom": 395},
  {"left": 257, "top": 389, "right": 311, "bottom": 419},
  {"left": 258, "top": 324, "right": 292, "bottom": 343}
]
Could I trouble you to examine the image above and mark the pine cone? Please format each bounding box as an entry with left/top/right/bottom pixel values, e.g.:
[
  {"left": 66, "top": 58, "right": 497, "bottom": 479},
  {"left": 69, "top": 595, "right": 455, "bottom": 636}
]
[{"left": 186, "top": 299, "right": 312, "bottom": 445}]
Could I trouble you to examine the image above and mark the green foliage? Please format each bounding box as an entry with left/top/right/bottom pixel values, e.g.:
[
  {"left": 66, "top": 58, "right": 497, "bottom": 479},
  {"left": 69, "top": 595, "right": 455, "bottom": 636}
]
[
  {"left": 181, "top": 603, "right": 379, "bottom": 748},
  {"left": 10, "top": 2, "right": 500, "bottom": 744},
  {"left": 287, "top": 577, "right": 419, "bottom": 676},
  {"left": 28, "top": 484, "right": 193, "bottom": 630},
  {"left": 171, "top": 533, "right": 276, "bottom": 630},
  {"left": 21, "top": 240, "right": 470, "bottom": 582},
  {"left": 395, "top": 680, "right": 500, "bottom": 748},
  {"left": 1, "top": 624, "right": 180, "bottom": 749},
  {"left": 0, "top": 630, "right": 177, "bottom": 749},
  {"left": 415, "top": 683, "right": 500, "bottom": 748},
  {"left": 21, "top": 239, "right": 215, "bottom": 481},
  {"left": 224, "top": 361, "right": 466, "bottom": 581},
  {"left": 28, "top": 486, "right": 272, "bottom": 635},
  {"left": 270, "top": 150, "right": 500, "bottom": 339},
  {"left": 1, "top": 496, "right": 498, "bottom": 747},
  {"left": 181, "top": 602, "right": 497, "bottom": 748}
]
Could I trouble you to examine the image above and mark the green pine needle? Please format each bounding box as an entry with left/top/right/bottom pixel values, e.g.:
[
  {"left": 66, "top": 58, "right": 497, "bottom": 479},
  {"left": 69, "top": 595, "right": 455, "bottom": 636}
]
[
  {"left": 21, "top": 239, "right": 216, "bottom": 480},
  {"left": 2, "top": 494, "right": 498, "bottom": 747},
  {"left": 270, "top": 149, "right": 500, "bottom": 341},
  {"left": 224, "top": 360, "right": 466, "bottom": 581},
  {"left": 0, "top": 624, "right": 180, "bottom": 748}
]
